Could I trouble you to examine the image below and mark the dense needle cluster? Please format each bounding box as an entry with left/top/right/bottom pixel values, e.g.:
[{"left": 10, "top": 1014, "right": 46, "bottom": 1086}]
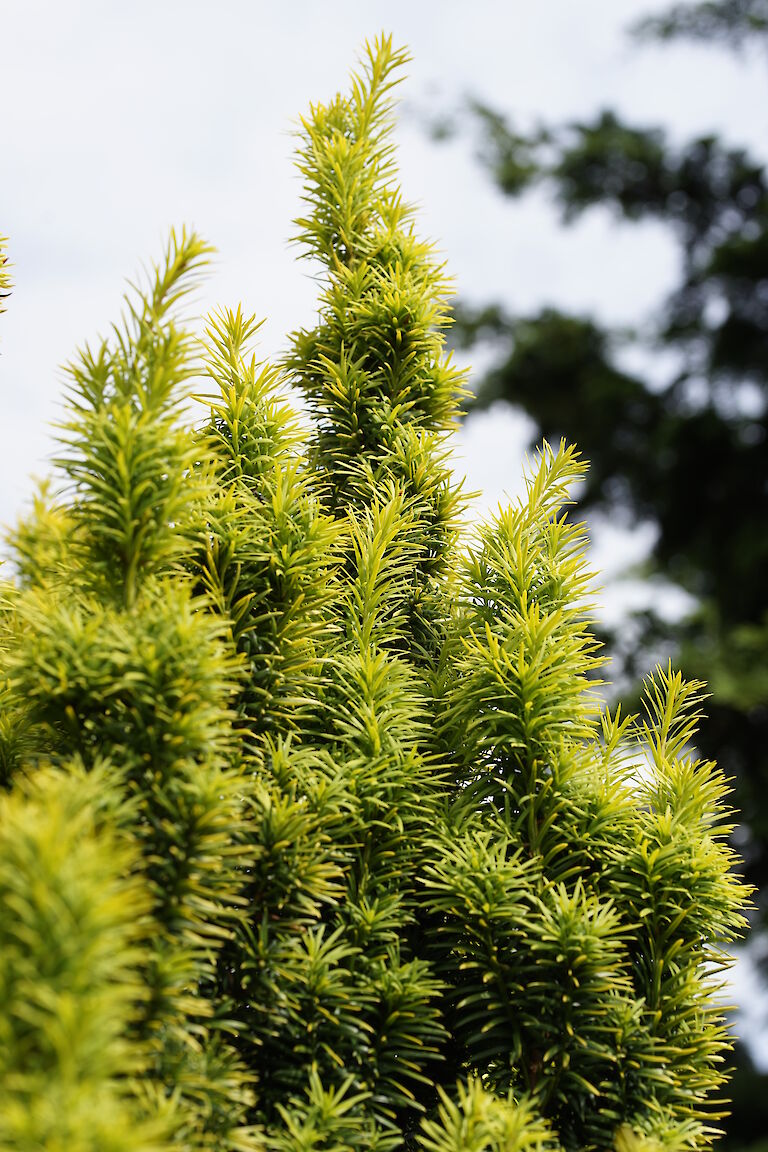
[{"left": 0, "top": 37, "right": 750, "bottom": 1152}]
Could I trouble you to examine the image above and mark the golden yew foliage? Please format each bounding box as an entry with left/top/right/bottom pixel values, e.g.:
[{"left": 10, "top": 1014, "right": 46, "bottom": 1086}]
[{"left": 0, "top": 37, "right": 749, "bottom": 1152}]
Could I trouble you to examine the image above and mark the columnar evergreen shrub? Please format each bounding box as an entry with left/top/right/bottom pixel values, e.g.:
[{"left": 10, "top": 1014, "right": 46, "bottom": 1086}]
[{"left": 0, "top": 36, "right": 750, "bottom": 1152}]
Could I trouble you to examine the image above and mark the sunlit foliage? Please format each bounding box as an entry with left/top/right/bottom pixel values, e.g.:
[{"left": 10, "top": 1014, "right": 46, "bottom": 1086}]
[{"left": 0, "top": 36, "right": 750, "bottom": 1152}]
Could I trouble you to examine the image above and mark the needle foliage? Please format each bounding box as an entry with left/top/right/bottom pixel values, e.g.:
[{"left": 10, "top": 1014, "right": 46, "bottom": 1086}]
[
  {"left": 0, "top": 36, "right": 751, "bottom": 1152},
  {"left": 0, "top": 235, "right": 11, "bottom": 319}
]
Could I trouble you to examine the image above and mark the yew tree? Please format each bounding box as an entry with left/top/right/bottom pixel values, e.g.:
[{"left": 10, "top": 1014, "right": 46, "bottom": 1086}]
[{"left": 0, "top": 38, "right": 750, "bottom": 1152}]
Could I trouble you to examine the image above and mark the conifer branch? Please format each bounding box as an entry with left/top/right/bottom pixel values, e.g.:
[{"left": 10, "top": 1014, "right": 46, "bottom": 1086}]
[{"left": 0, "top": 37, "right": 752, "bottom": 1152}]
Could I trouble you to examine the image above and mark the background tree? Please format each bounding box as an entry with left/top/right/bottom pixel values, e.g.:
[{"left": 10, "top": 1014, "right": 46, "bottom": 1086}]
[
  {"left": 0, "top": 37, "right": 752, "bottom": 1152},
  {"left": 634, "top": 0, "right": 768, "bottom": 45}
]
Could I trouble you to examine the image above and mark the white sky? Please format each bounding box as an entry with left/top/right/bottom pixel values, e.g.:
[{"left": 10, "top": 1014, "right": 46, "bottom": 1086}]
[{"left": 2, "top": 0, "right": 767, "bottom": 1060}]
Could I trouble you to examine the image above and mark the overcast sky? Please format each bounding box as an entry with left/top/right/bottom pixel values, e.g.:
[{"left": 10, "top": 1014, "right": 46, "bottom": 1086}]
[
  {"left": 3, "top": 0, "right": 768, "bottom": 1055},
  {"left": 4, "top": 0, "right": 767, "bottom": 529}
]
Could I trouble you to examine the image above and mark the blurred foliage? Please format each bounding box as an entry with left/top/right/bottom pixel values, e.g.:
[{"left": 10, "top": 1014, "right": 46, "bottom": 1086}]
[{"left": 634, "top": 0, "right": 768, "bottom": 45}]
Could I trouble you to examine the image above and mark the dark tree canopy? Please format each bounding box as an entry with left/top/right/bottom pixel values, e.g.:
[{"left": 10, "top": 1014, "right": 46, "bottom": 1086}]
[{"left": 633, "top": 0, "right": 768, "bottom": 46}]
